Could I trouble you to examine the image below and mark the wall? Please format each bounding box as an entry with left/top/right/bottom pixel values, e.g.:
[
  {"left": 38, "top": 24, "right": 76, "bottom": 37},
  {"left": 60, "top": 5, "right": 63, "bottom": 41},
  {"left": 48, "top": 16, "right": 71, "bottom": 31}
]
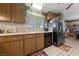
[
  {"left": 66, "top": 21, "right": 79, "bottom": 31},
  {"left": 25, "top": 11, "right": 45, "bottom": 32},
  {"left": 0, "top": 22, "right": 26, "bottom": 33},
  {"left": 64, "top": 3, "right": 79, "bottom": 21},
  {"left": 67, "top": 21, "right": 79, "bottom": 25},
  {"left": 0, "top": 11, "right": 45, "bottom": 33}
]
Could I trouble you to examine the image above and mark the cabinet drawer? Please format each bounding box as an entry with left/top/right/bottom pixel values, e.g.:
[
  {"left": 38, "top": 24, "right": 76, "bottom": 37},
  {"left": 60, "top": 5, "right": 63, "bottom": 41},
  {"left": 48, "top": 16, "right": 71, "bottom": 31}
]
[
  {"left": 0, "top": 35, "right": 23, "bottom": 43},
  {"left": 36, "top": 33, "right": 44, "bottom": 37},
  {"left": 24, "top": 34, "right": 35, "bottom": 39}
]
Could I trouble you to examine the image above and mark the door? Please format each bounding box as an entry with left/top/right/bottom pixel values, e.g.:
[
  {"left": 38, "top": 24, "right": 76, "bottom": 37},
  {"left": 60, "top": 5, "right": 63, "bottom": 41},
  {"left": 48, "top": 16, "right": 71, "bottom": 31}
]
[
  {"left": 0, "top": 40, "right": 23, "bottom": 56},
  {"left": 0, "top": 3, "right": 11, "bottom": 21},
  {"left": 24, "top": 35, "right": 36, "bottom": 55},
  {"left": 11, "top": 3, "right": 25, "bottom": 23},
  {"left": 36, "top": 33, "right": 44, "bottom": 51}
]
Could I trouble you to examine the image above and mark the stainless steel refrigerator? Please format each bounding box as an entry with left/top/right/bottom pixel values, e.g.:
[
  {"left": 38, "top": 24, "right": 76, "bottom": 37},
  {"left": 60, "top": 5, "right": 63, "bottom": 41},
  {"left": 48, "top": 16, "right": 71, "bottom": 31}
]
[{"left": 52, "top": 16, "right": 65, "bottom": 47}]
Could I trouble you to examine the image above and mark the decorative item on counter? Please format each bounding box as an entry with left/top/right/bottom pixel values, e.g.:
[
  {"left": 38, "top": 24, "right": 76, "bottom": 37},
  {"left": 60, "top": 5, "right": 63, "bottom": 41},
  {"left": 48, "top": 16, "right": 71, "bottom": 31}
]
[
  {"left": 4, "top": 29, "right": 11, "bottom": 33},
  {"left": 26, "top": 25, "right": 34, "bottom": 32},
  {"left": 6, "top": 30, "right": 10, "bottom": 33},
  {"left": 12, "top": 26, "right": 16, "bottom": 33},
  {"left": 49, "top": 28, "right": 53, "bottom": 31},
  {"left": 39, "top": 25, "right": 44, "bottom": 31},
  {"left": 0, "top": 29, "right": 4, "bottom": 33},
  {"left": 44, "top": 28, "right": 48, "bottom": 31}
]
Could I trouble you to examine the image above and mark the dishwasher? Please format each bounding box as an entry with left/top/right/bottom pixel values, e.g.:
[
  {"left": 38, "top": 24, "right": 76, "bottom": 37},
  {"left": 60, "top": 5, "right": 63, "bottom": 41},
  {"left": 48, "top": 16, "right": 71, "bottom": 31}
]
[{"left": 44, "top": 32, "right": 52, "bottom": 48}]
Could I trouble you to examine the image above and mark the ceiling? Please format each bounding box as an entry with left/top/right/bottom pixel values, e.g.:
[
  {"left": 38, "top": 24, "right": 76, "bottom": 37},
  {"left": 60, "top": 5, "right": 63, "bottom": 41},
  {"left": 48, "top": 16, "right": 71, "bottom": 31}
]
[
  {"left": 42, "top": 3, "right": 70, "bottom": 13},
  {"left": 64, "top": 3, "right": 79, "bottom": 21},
  {"left": 25, "top": 3, "right": 79, "bottom": 21},
  {"left": 25, "top": 3, "right": 70, "bottom": 13}
]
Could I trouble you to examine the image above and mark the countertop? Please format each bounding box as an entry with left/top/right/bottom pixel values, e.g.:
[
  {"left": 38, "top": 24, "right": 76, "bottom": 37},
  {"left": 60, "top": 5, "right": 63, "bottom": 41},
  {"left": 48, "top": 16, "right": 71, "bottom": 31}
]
[{"left": 0, "top": 31, "right": 53, "bottom": 36}]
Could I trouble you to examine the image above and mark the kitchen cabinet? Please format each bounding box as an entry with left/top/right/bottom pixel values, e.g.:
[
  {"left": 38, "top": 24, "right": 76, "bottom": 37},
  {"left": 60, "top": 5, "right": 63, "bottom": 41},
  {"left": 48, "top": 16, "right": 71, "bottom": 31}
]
[
  {"left": 24, "top": 34, "right": 36, "bottom": 55},
  {"left": 24, "top": 33, "right": 44, "bottom": 55},
  {"left": 0, "top": 40, "right": 23, "bottom": 56},
  {"left": 46, "top": 12, "right": 57, "bottom": 20},
  {"left": 0, "top": 3, "right": 11, "bottom": 22},
  {"left": 36, "top": 33, "right": 44, "bottom": 51},
  {"left": 0, "top": 3, "right": 25, "bottom": 23},
  {"left": 11, "top": 3, "right": 25, "bottom": 23},
  {"left": 0, "top": 35, "right": 23, "bottom": 43},
  {"left": 0, "top": 35, "right": 24, "bottom": 56},
  {"left": 0, "top": 33, "right": 45, "bottom": 56}
]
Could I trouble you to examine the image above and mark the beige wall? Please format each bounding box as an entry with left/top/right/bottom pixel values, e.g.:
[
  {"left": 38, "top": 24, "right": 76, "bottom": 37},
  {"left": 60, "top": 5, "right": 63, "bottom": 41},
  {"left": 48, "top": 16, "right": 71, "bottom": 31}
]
[
  {"left": 0, "top": 22, "right": 27, "bottom": 33},
  {"left": 67, "top": 21, "right": 79, "bottom": 26}
]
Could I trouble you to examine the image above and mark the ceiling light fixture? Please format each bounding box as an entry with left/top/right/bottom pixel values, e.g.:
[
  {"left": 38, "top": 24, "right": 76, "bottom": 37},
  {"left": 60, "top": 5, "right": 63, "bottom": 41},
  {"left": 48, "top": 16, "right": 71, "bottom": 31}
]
[
  {"left": 58, "top": 3, "right": 63, "bottom": 5},
  {"left": 32, "top": 3, "right": 43, "bottom": 10}
]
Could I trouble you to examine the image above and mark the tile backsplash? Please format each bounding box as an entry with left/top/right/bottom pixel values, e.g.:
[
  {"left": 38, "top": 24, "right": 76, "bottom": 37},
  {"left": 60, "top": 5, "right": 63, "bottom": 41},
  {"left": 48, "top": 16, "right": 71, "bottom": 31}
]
[{"left": 0, "top": 22, "right": 27, "bottom": 33}]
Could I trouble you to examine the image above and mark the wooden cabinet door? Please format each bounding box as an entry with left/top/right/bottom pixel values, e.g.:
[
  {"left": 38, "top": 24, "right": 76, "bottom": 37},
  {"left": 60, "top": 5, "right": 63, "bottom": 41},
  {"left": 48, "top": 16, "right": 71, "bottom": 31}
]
[
  {"left": 11, "top": 3, "right": 25, "bottom": 23},
  {"left": 36, "top": 33, "right": 44, "bottom": 51},
  {"left": 24, "top": 35, "right": 36, "bottom": 55},
  {"left": 46, "top": 12, "right": 57, "bottom": 20},
  {"left": 0, "top": 3, "right": 11, "bottom": 21},
  {"left": 0, "top": 40, "right": 23, "bottom": 56}
]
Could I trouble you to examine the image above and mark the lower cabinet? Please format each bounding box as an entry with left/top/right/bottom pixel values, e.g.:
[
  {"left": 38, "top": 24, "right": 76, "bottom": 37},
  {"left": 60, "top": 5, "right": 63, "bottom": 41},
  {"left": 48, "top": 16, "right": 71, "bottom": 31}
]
[
  {"left": 36, "top": 33, "right": 44, "bottom": 51},
  {"left": 24, "top": 34, "right": 36, "bottom": 55},
  {"left": 0, "top": 33, "right": 44, "bottom": 56},
  {"left": 24, "top": 33, "right": 44, "bottom": 55},
  {"left": 0, "top": 40, "right": 23, "bottom": 56}
]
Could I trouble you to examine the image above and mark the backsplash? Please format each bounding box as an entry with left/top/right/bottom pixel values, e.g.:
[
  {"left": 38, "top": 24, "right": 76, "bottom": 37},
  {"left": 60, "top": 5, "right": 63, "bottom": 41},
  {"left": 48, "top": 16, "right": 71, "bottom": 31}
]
[{"left": 0, "top": 22, "right": 27, "bottom": 33}]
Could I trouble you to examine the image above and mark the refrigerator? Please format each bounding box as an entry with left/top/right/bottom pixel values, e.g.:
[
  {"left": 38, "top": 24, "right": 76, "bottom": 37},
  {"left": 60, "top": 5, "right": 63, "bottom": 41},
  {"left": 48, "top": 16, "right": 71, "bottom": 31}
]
[{"left": 52, "top": 17, "right": 65, "bottom": 47}]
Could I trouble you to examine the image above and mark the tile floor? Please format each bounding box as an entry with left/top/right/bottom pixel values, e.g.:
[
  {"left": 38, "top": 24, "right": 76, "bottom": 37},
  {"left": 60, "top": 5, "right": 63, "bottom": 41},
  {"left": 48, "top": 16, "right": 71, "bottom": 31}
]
[{"left": 43, "top": 37, "right": 79, "bottom": 56}]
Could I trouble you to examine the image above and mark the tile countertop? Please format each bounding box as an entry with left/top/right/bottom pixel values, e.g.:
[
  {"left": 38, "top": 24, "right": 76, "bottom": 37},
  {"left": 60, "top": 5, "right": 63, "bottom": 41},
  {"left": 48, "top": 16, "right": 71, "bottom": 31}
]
[{"left": 0, "top": 31, "right": 53, "bottom": 36}]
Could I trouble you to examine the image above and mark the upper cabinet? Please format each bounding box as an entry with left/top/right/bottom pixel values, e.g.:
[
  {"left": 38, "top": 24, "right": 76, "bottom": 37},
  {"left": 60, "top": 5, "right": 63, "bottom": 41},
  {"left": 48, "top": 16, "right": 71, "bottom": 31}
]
[
  {"left": 46, "top": 12, "right": 58, "bottom": 20},
  {"left": 11, "top": 3, "right": 25, "bottom": 23},
  {"left": 0, "top": 3, "right": 25, "bottom": 23},
  {"left": 0, "top": 4, "right": 11, "bottom": 22}
]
